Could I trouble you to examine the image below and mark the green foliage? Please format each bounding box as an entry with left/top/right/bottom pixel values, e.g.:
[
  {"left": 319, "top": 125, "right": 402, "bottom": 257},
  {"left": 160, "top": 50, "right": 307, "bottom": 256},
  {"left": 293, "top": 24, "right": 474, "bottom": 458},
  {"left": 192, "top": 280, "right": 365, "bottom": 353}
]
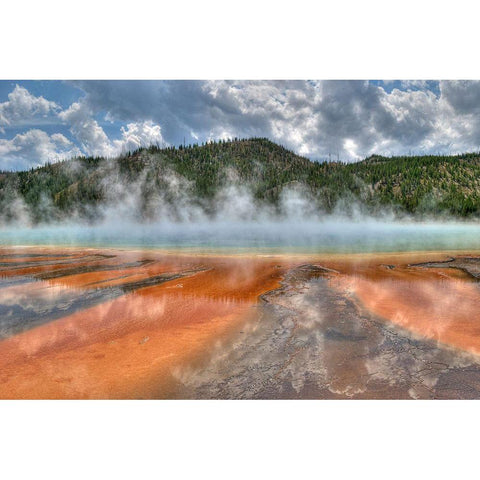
[{"left": 2, "top": 138, "right": 480, "bottom": 223}]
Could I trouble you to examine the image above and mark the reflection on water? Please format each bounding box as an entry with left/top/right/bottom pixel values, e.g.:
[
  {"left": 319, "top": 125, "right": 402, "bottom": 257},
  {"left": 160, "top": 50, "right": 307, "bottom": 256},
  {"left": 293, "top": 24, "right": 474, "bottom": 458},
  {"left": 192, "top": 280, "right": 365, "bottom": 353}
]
[
  {"left": 346, "top": 266, "right": 480, "bottom": 356},
  {"left": 0, "top": 251, "right": 206, "bottom": 339},
  {"left": 2, "top": 247, "right": 480, "bottom": 399},
  {"left": 0, "top": 247, "right": 285, "bottom": 399},
  {"left": 172, "top": 261, "right": 480, "bottom": 399},
  {"left": 0, "top": 280, "right": 115, "bottom": 338}
]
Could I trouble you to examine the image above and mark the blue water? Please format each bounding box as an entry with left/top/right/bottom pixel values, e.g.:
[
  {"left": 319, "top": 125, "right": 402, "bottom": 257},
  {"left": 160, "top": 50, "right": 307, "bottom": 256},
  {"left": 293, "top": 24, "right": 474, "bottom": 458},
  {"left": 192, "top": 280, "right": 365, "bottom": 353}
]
[{"left": 1, "top": 220, "right": 480, "bottom": 253}]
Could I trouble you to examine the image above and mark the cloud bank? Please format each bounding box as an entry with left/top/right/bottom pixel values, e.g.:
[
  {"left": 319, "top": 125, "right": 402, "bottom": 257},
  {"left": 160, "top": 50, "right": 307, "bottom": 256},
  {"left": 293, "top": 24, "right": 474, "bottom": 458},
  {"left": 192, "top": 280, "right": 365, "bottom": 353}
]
[
  {"left": 0, "top": 85, "right": 59, "bottom": 134},
  {"left": 3, "top": 80, "right": 480, "bottom": 169}
]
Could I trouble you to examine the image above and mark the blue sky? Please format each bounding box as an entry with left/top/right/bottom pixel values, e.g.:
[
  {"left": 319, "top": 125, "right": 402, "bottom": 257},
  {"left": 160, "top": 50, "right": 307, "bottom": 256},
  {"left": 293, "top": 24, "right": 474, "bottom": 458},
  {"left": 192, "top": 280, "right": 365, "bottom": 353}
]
[{"left": 1, "top": 80, "right": 480, "bottom": 171}]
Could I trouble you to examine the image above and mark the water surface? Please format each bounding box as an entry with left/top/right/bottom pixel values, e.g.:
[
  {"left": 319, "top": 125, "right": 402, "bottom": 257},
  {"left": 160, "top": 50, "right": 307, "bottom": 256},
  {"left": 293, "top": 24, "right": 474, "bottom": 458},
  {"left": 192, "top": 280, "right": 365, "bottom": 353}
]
[{"left": 2, "top": 220, "right": 480, "bottom": 253}]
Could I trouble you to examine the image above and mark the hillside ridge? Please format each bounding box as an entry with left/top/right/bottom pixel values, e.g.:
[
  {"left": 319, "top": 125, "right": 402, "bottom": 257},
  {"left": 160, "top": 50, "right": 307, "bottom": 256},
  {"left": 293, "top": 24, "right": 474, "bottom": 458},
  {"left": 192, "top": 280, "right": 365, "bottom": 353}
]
[{"left": 1, "top": 137, "right": 480, "bottom": 223}]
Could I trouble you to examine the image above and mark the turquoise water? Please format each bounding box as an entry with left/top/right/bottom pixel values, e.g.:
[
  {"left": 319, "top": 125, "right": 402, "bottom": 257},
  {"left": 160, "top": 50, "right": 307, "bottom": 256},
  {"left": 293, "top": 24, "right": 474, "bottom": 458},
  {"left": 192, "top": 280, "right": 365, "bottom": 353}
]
[{"left": 1, "top": 220, "right": 480, "bottom": 253}]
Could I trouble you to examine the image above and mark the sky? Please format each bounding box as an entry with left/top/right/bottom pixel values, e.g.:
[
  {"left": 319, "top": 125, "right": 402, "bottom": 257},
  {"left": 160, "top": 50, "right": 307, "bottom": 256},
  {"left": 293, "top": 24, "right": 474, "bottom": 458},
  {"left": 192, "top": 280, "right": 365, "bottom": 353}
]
[{"left": 2, "top": 80, "right": 480, "bottom": 171}]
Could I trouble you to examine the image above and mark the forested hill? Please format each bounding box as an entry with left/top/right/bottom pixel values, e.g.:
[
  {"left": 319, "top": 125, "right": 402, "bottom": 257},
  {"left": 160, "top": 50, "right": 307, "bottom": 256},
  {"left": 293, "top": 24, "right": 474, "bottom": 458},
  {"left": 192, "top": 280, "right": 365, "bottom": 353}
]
[{"left": 1, "top": 137, "right": 480, "bottom": 224}]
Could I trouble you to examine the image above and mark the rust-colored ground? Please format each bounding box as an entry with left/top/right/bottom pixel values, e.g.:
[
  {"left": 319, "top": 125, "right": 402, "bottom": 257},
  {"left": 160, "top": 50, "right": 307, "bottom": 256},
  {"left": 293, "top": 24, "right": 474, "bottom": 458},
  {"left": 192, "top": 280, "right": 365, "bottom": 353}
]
[
  {"left": 330, "top": 252, "right": 480, "bottom": 356},
  {"left": 1, "top": 247, "right": 480, "bottom": 399},
  {"left": 0, "top": 247, "right": 291, "bottom": 399}
]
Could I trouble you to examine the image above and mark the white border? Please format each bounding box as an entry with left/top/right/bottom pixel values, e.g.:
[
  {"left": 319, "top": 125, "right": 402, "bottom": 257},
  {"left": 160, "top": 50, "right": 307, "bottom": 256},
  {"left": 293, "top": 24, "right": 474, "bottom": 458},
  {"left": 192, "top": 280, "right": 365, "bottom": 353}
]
[
  {"left": 1, "top": 1, "right": 479, "bottom": 478},
  {"left": 1, "top": 400, "right": 479, "bottom": 479},
  {"left": 1, "top": 0, "right": 480, "bottom": 79}
]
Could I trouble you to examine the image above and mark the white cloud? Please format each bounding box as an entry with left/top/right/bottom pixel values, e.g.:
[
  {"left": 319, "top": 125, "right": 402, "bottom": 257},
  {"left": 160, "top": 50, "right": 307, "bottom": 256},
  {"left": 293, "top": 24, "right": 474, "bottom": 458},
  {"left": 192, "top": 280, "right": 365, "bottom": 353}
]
[
  {"left": 0, "top": 83, "right": 168, "bottom": 169},
  {"left": 343, "top": 138, "right": 361, "bottom": 160},
  {"left": 440, "top": 80, "right": 480, "bottom": 114},
  {"left": 59, "top": 99, "right": 167, "bottom": 157},
  {"left": 114, "top": 121, "right": 167, "bottom": 153},
  {"left": 0, "top": 129, "right": 81, "bottom": 170},
  {"left": 0, "top": 85, "right": 59, "bottom": 133},
  {"left": 58, "top": 101, "right": 114, "bottom": 157},
  {"left": 199, "top": 80, "right": 480, "bottom": 159},
  {"left": 399, "top": 80, "right": 429, "bottom": 90},
  {"left": 76, "top": 80, "right": 465, "bottom": 160},
  {"left": 6, "top": 80, "right": 480, "bottom": 170}
]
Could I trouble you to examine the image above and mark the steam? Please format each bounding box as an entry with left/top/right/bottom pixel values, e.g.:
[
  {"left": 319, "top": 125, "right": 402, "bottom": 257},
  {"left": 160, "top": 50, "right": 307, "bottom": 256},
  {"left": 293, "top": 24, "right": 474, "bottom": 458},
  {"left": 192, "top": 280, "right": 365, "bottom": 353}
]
[{"left": 2, "top": 152, "right": 480, "bottom": 253}]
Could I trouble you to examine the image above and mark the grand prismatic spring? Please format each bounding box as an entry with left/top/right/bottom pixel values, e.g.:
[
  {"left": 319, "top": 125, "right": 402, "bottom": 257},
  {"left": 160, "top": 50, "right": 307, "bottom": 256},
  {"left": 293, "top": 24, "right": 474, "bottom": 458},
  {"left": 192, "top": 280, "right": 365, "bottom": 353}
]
[{"left": 2, "top": 223, "right": 480, "bottom": 399}]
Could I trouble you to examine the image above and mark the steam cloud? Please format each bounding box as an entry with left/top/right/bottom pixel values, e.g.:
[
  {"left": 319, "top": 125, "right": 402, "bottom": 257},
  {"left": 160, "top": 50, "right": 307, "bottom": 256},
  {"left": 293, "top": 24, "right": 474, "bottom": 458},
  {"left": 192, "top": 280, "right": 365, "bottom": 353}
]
[{"left": 1, "top": 153, "right": 480, "bottom": 253}]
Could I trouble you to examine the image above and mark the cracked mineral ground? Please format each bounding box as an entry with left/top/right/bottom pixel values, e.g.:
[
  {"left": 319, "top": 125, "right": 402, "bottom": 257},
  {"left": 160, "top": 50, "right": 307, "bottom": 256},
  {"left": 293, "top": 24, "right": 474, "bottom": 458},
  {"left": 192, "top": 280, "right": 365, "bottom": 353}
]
[{"left": 1, "top": 246, "right": 480, "bottom": 399}]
